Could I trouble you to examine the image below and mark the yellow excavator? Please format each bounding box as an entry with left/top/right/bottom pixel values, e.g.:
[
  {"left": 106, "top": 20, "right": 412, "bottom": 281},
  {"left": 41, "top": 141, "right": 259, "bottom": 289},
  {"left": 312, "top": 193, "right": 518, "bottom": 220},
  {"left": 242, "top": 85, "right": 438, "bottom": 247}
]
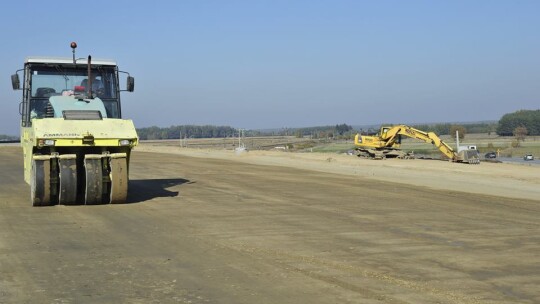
[{"left": 354, "top": 125, "right": 480, "bottom": 164}]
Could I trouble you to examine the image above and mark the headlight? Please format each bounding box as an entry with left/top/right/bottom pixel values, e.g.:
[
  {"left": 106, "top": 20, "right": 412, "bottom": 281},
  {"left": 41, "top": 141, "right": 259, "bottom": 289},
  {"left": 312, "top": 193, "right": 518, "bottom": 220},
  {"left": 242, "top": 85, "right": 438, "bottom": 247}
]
[
  {"left": 82, "top": 135, "right": 95, "bottom": 145},
  {"left": 38, "top": 139, "right": 56, "bottom": 146},
  {"left": 119, "top": 139, "right": 131, "bottom": 146}
]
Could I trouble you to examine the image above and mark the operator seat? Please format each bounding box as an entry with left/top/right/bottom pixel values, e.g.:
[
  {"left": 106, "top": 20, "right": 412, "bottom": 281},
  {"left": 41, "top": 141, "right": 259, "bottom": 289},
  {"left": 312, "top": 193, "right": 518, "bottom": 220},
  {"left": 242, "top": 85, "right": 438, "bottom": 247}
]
[
  {"left": 35, "top": 87, "right": 56, "bottom": 97},
  {"left": 81, "top": 78, "right": 102, "bottom": 90}
]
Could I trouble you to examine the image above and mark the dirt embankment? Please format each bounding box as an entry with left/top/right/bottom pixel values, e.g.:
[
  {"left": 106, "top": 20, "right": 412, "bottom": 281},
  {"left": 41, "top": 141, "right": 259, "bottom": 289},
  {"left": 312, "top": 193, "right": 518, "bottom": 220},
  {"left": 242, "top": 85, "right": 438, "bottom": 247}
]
[
  {"left": 2, "top": 145, "right": 539, "bottom": 303},
  {"left": 137, "top": 144, "right": 540, "bottom": 201}
]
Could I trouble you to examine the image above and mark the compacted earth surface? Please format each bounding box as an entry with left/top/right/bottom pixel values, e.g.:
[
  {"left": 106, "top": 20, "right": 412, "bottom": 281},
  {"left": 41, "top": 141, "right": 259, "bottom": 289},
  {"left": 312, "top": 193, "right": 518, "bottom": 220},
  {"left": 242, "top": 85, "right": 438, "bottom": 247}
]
[{"left": 0, "top": 144, "right": 539, "bottom": 303}]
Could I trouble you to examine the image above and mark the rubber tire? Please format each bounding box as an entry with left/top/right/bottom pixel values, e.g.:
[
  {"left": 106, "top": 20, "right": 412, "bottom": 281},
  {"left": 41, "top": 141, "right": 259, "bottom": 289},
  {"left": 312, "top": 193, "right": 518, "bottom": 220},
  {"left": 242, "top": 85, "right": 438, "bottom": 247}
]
[
  {"left": 31, "top": 158, "right": 51, "bottom": 206},
  {"left": 59, "top": 156, "right": 78, "bottom": 204},
  {"left": 85, "top": 158, "right": 103, "bottom": 205}
]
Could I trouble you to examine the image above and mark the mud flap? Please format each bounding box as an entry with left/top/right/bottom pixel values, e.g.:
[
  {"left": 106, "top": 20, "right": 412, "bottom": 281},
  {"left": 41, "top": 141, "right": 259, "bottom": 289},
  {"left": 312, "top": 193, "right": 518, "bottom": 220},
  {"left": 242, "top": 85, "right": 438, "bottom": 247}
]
[
  {"left": 109, "top": 153, "right": 128, "bottom": 204},
  {"left": 84, "top": 154, "right": 104, "bottom": 205},
  {"left": 31, "top": 155, "right": 53, "bottom": 206},
  {"left": 58, "top": 154, "right": 77, "bottom": 205}
]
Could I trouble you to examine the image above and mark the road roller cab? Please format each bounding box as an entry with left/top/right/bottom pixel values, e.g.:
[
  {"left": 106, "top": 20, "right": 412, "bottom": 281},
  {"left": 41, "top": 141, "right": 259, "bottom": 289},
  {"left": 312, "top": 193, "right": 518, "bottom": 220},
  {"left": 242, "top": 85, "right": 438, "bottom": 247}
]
[{"left": 11, "top": 42, "right": 138, "bottom": 206}]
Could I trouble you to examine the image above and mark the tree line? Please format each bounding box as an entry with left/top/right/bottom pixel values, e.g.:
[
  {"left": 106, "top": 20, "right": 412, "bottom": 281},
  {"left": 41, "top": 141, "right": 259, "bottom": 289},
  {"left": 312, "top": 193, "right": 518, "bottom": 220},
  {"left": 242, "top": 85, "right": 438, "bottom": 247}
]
[
  {"left": 136, "top": 122, "right": 492, "bottom": 140},
  {"left": 496, "top": 109, "right": 540, "bottom": 136},
  {"left": 137, "top": 124, "right": 355, "bottom": 140},
  {"left": 0, "top": 134, "right": 18, "bottom": 141},
  {"left": 408, "top": 109, "right": 540, "bottom": 137},
  {"left": 408, "top": 122, "right": 496, "bottom": 136},
  {"left": 289, "top": 124, "right": 354, "bottom": 138},
  {"left": 136, "top": 109, "right": 539, "bottom": 140},
  {"left": 137, "top": 125, "right": 237, "bottom": 140}
]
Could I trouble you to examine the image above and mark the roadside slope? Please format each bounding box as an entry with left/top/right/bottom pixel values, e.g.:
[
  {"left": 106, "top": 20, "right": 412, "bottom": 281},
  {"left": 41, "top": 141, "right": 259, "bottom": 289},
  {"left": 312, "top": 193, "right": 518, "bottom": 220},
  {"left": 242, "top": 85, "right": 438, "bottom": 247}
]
[{"left": 137, "top": 144, "right": 540, "bottom": 201}]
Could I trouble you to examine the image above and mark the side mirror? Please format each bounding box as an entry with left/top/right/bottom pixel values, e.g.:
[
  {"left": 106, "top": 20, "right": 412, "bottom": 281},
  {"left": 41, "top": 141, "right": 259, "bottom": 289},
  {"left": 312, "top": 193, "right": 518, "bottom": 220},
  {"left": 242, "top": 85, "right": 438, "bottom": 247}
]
[
  {"left": 127, "top": 76, "right": 135, "bottom": 92},
  {"left": 11, "top": 74, "right": 20, "bottom": 90}
]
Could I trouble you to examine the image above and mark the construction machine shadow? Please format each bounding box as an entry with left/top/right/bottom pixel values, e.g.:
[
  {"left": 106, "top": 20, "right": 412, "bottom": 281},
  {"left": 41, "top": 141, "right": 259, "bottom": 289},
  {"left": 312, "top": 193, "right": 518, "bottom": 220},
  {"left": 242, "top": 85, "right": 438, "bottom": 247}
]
[{"left": 127, "top": 178, "right": 193, "bottom": 204}]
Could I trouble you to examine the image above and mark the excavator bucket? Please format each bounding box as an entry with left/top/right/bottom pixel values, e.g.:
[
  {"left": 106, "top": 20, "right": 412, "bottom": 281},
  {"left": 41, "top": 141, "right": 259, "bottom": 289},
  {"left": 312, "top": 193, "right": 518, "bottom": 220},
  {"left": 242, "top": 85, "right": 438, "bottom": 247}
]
[{"left": 456, "top": 150, "right": 480, "bottom": 164}]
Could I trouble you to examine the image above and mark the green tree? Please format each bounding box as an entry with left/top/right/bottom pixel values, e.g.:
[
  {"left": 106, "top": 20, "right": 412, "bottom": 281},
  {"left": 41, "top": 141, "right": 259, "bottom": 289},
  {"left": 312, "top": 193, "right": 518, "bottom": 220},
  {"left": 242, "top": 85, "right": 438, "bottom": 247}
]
[
  {"left": 335, "top": 123, "right": 352, "bottom": 135},
  {"left": 497, "top": 109, "right": 540, "bottom": 136}
]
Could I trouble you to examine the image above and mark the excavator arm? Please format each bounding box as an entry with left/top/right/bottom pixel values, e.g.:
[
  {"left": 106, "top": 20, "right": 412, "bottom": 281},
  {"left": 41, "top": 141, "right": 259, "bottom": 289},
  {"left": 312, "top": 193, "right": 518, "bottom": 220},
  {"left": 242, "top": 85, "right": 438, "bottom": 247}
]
[{"left": 382, "top": 125, "right": 456, "bottom": 160}]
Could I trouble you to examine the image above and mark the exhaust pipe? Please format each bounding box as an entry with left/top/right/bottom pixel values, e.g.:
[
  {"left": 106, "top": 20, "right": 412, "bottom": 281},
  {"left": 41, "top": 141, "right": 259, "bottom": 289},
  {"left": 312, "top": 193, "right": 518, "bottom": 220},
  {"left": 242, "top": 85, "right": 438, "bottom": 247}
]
[{"left": 87, "top": 55, "right": 93, "bottom": 99}]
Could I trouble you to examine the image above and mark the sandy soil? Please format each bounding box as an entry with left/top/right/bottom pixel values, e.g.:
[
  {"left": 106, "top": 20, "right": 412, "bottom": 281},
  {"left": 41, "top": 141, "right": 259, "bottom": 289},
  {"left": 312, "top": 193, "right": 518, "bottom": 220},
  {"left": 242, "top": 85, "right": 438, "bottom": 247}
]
[
  {"left": 137, "top": 144, "right": 540, "bottom": 201},
  {"left": 2, "top": 145, "right": 539, "bottom": 303}
]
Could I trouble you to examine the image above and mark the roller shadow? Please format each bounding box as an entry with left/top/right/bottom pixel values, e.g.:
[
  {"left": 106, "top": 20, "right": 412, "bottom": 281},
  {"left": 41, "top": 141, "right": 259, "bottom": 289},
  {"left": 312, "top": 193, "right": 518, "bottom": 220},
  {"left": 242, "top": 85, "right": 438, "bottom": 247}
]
[{"left": 127, "top": 178, "right": 192, "bottom": 204}]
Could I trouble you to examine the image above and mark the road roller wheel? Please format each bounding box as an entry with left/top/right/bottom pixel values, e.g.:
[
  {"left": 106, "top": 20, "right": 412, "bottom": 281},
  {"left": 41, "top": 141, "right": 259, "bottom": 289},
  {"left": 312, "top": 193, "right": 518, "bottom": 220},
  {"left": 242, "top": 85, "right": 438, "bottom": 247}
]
[
  {"left": 31, "top": 156, "right": 52, "bottom": 206},
  {"left": 58, "top": 154, "right": 78, "bottom": 205},
  {"left": 109, "top": 154, "right": 128, "bottom": 204},
  {"left": 84, "top": 155, "right": 104, "bottom": 205}
]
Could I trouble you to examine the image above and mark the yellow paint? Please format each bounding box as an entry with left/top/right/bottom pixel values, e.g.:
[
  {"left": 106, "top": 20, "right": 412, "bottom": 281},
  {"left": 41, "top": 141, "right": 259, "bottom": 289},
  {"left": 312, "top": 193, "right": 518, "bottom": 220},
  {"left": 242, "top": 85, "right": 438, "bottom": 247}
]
[
  {"left": 21, "top": 118, "right": 138, "bottom": 184},
  {"left": 355, "top": 125, "right": 456, "bottom": 160}
]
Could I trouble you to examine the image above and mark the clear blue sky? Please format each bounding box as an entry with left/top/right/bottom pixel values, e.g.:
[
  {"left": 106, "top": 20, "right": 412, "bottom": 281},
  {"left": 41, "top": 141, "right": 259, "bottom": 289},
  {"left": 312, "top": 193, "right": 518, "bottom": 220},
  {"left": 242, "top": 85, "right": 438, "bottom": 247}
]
[{"left": 1, "top": 0, "right": 539, "bottom": 135}]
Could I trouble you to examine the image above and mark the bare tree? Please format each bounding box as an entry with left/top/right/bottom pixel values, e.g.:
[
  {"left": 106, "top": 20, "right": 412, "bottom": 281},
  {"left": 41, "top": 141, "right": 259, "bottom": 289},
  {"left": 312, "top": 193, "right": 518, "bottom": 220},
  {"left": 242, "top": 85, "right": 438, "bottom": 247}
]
[
  {"left": 450, "top": 125, "right": 466, "bottom": 140},
  {"left": 513, "top": 126, "right": 528, "bottom": 143}
]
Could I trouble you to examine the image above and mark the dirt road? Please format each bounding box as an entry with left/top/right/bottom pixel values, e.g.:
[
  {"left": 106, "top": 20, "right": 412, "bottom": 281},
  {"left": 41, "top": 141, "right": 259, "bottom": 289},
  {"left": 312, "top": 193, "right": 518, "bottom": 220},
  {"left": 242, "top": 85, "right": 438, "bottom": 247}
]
[{"left": 1, "top": 146, "right": 539, "bottom": 303}]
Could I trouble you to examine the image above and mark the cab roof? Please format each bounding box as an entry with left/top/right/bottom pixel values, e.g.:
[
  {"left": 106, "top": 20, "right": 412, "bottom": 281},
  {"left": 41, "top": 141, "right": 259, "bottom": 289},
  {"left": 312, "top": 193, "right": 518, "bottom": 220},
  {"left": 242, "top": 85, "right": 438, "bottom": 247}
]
[{"left": 25, "top": 56, "right": 117, "bottom": 66}]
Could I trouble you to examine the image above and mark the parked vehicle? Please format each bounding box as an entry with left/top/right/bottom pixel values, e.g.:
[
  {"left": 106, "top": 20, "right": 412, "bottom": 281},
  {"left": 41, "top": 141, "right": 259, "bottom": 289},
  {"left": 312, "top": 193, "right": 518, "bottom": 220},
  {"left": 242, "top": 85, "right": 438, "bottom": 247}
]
[{"left": 485, "top": 152, "right": 497, "bottom": 159}]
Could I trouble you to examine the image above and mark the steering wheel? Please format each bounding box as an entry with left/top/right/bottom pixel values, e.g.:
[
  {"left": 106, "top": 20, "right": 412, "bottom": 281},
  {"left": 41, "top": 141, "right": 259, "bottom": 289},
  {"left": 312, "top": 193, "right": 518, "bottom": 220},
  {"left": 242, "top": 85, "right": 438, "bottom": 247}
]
[{"left": 95, "top": 88, "right": 106, "bottom": 98}]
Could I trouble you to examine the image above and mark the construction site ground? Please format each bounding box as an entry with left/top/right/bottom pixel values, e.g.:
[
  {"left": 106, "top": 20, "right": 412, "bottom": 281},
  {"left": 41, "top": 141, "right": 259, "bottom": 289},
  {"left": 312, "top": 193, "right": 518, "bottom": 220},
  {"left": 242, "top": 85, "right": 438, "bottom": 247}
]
[{"left": 0, "top": 144, "right": 539, "bottom": 303}]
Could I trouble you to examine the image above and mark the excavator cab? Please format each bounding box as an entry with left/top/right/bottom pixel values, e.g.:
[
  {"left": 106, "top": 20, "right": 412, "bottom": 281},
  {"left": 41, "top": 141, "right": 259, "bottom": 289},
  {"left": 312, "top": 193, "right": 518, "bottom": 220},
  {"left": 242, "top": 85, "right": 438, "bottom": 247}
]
[{"left": 379, "top": 126, "right": 401, "bottom": 144}]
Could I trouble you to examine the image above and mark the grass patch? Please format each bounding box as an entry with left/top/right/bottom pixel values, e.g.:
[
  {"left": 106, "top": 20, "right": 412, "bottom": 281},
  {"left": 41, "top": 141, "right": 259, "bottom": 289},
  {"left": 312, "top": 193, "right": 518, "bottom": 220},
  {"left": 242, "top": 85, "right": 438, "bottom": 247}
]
[{"left": 309, "top": 143, "right": 356, "bottom": 153}]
